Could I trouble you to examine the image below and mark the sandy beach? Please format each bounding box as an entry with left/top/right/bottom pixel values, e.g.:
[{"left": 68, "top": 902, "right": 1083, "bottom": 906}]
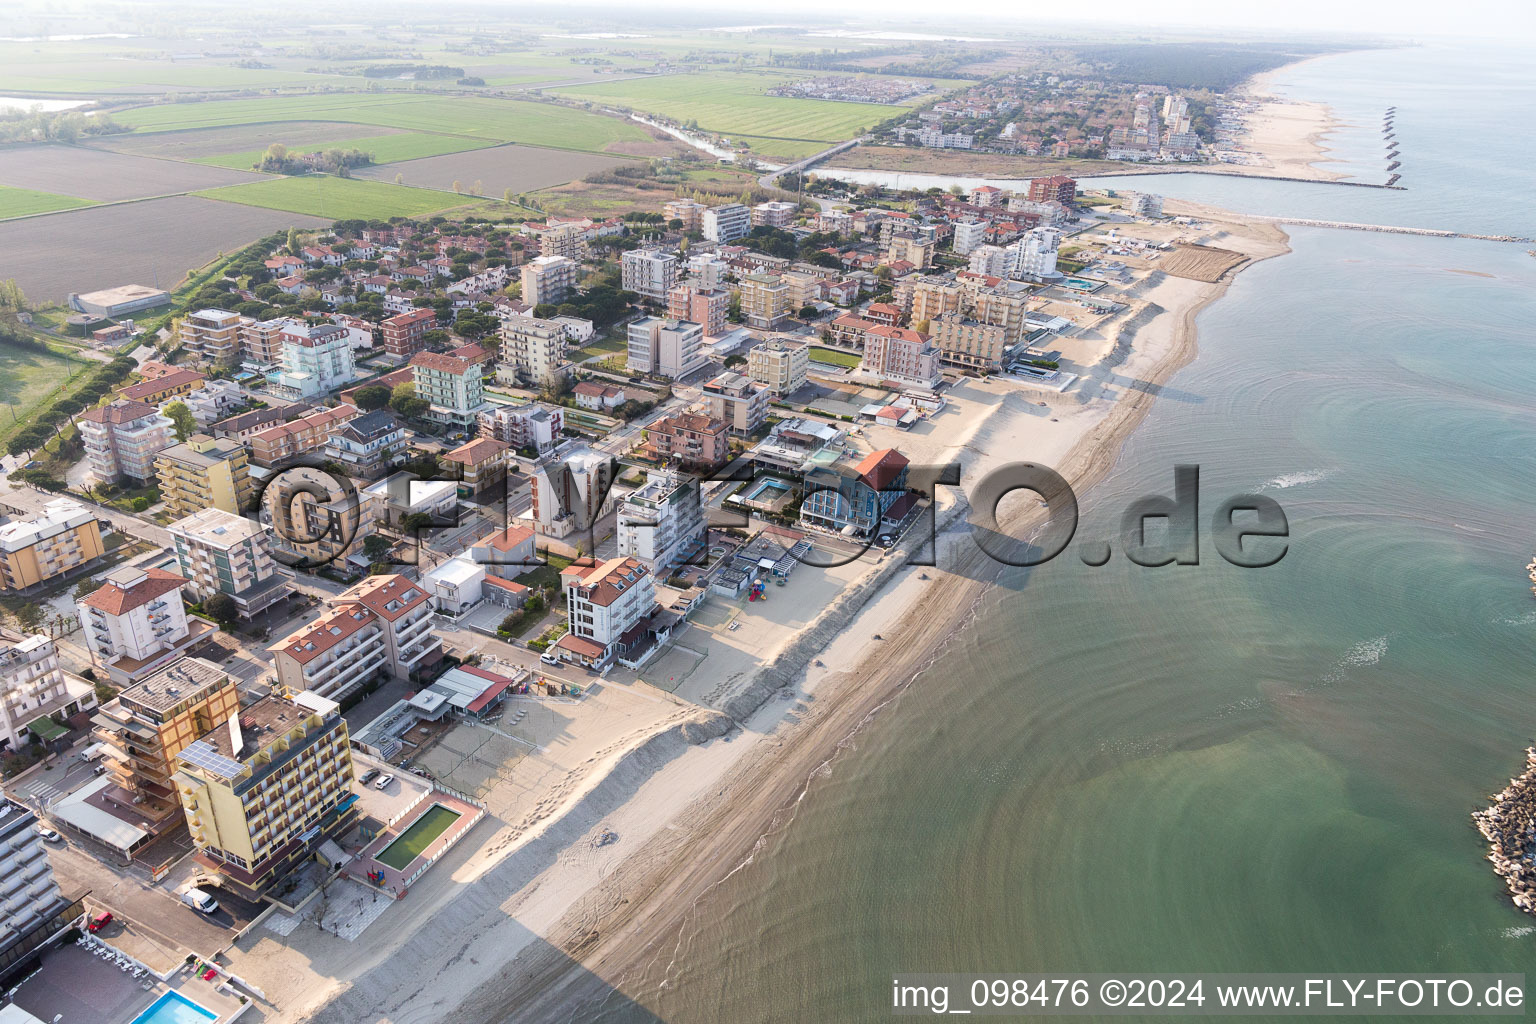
[
  {"left": 214, "top": 205, "right": 1291, "bottom": 1023},
  {"left": 1213, "top": 65, "right": 1346, "bottom": 182}
]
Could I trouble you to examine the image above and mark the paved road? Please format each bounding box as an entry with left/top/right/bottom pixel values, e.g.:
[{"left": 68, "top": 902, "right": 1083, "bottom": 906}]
[{"left": 0, "top": 476, "right": 171, "bottom": 549}]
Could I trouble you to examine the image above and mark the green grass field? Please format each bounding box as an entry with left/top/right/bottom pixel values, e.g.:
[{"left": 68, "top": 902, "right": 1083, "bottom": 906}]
[
  {"left": 115, "top": 94, "right": 650, "bottom": 154},
  {"left": 554, "top": 70, "right": 896, "bottom": 154},
  {"left": 375, "top": 804, "right": 462, "bottom": 870},
  {"left": 0, "top": 338, "right": 85, "bottom": 441},
  {"left": 810, "top": 346, "right": 861, "bottom": 368},
  {"left": 0, "top": 186, "right": 96, "bottom": 219},
  {"left": 192, "top": 131, "right": 494, "bottom": 170},
  {"left": 193, "top": 175, "right": 473, "bottom": 220}
]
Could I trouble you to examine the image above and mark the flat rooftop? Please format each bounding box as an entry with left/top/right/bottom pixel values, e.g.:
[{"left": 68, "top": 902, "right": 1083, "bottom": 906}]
[{"left": 120, "top": 655, "right": 230, "bottom": 714}]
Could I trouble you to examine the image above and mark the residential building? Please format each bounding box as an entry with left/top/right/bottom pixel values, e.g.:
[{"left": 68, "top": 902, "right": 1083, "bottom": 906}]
[
  {"left": 174, "top": 690, "right": 356, "bottom": 900},
  {"left": 246, "top": 405, "right": 359, "bottom": 468},
  {"left": 119, "top": 366, "right": 206, "bottom": 406},
  {"left": 531, "top": 447, "right": 614, "bottom": 538},
  {"left": 801, "top": 447, "right": 911, "bottom": 537},
  {"left": 952, "top": 219, "right": 988, "bottom": 256},
  {"left": 968, "top": 185, "right": 1004, "bottom": 208},
  {"left": 238, "top": 317, "right": 286, "bottom": 364},
  {"left": 78, "top": 400, "right": 175, "bottom": 485},
  {"left": 0, "top": 798, "right": 70, "bottom": 978},
  {"left": 268, "top": 604, "right": 384, "bottom": 702},
  {"left": 1027, "top": 175, "right": 1077, "bottom": 205},
  {"left": 550, "top": 316, "right": 594, "bottom": 344},
  {"left": 154, "top": 433, "right": 257, "bottom": 517},
  {"left": 499, "top": 314, "right": 568, "bottom": 387},
  {"left": 828, "top": 312, "right": 877, "bottom": 350},
  {"left": 642, "top": 411, "right": 729, "bottom": 470},
  {"left": 701, "top": 370, "right": 770, "bottom": 435},
  {"left": 740, "top": 273, "right": 791, "bottom": 330},
  {"left": 751, "top": 201, "right": 798, "bottom": 229},
  {"left": 520, "top": 255, "right": 579, "bottom": 307},
  {"left": 555, "top": 556, "right": 656, "bottom": 667},
  {"left": 626, "top": 317, "right": 706, "bottom": 379},
  {"left": 818, "top": 209, "right": 854, "bottom": 237},
  {"left": 361, "top": 473, "right": 457, "bottom": 529},
  {"left": 616, "top": 470, "right": 705, "bottom": 574},
  {"left": 78, "top": 566, "right": 203, "bottom": 684},
  {"left": 686, "top": 254, "right": 728, "bottom": 289},
  {"left": 536, "top": 221, "right": 588, "bottom": 261},
  {"left": 380, "top": 308, "right": 437, "bottom": 358},
  {"left": 410, "top": 350, "right": 488, "bottom": 428},
  {"left": 860, "top": 326, "right": 943, "bottom": 389},
  {"left": 322, "top": 409, "right": 406, "bottom": 480},
  {"left": 92, "top": 657, "right": 239, "bottom": 829},
  {"left": 178, "top": 309, "right": 242, "bottom": 364},
  {"left": 333, "top": 574, "right": 442, "bottom": 681},
  {"left": 469, "top": 524, "right": 537, "bottom": 578},
  {"left": 968, "top": 244, "right": 1010, "bottom": 277},
  {"left": 478, "top": 402, "right": 563, "bottom": 453},
  {"left": 179, "top": 379, "right": 246, "bottom": 429},
  {"left": 1124, "top": 191, "right": 1165, "bottom": 217},
  {"left": 748, "top": 336, "right": 810, "bottom": 396},
  {"left": 1007, "top": 226, "right": 1063, "bottom": 279},
  {"left": 663, "top": 198, "right": 706, "bottom": 233},
  {"left": 0, "top": 631, "right": 93, "bottom": 752},
  {"left": 573, "top": 382, "right": 626, "bottom": 411},
  {"left": 702, "top": 203, "right": 750, "bottom": 244},
  {"left": 275, "top": 321, "right": 356, "bottom": 398},
  {"left": 885, "top": 231, "right": 936, "bottom": 269},
  {"left": 621, "top": 249, "right": 678, "bottom": 304},
  {"left": 441, "top": 436, "right": 511, "bottom": 499},
  {"left": 168, "top": 508, "right": 290, "bottom": 618},
  {"left": 667, "top": 283, "right": 728, "bottom": 337},
  {"left": 0, "top": 500, "right": 104, "bottom": 592},
  {"left": 865, "top": 302, "right": 904, "bottom": 327},
  {"left": 262, "top": 466, "right": 374, "bottom": 569},
  {"left": 929, "top": 313, "right": 1008, "bottom": 371}
]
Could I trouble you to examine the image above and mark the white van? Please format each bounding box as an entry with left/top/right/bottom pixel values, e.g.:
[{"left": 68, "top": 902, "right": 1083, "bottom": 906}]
[{"left": 182, "top": 888, "right": 219, "bottom": 915}]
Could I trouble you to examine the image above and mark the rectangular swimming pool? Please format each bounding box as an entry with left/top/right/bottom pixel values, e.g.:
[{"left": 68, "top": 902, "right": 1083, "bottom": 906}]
[
  {"left": 129, "top": 991, "right": 218, "bottom": 1024},
  {"left": 745, "top": 479, "right": 789, "bottom": 501},
  {"left": 375, "top": 804, "right": 462, "bottom": 870}
]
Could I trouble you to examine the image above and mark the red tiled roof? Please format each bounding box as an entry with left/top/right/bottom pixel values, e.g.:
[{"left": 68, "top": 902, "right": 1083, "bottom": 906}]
[
  {"left": 270, "top": 606, "right": 375, "bottom": 665},
  {"left": 80, "top": 399, "right": 161, "bottom": 425},
  {"left": 442, "top": 437, "right": 508, "bottom": 465},
  {"left": 410, "top": 351, "right": 473, "bottom": 375},
  {"left": 119, "top": 368, "right": 206, "bottom": 401},
  {"left": 80, "top": 567, "right": 187, "bottom": 615},
  {"left": 855, "top": 448, "right": 909, "bottom": 491},
  {"left": 564, "top": 556, "right": 648, "bottom": 608},
  {"left": 482, "top": 575, "right": 529, "bottom": 594},
  {"left": 554, "top": 633, "right": 605, "bottom": 659},
  {"left": 478, "top": 525, "right": 535, "bottom": 553},
  {"left": 336, "top": 573, "right": 428, "bottom": 622}
]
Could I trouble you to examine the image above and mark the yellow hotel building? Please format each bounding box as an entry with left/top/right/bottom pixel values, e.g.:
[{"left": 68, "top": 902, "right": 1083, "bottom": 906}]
[
  {"left": 175, "top": 690, "right": 357, "bottom": 899},
  {"left": 0, "top": 499, "right": 104, "bottom": 592},
  {"left": 154, "top": 433, "right": 257, "bottom": 517}
]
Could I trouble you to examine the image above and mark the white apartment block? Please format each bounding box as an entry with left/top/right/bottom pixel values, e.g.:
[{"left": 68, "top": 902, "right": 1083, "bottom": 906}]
[
  {"left": 1, "top": 631, "right": 92, "bottom": 751},
  {"left": 178, "top": 379, "right": 245, "bottom": 428},
  {"left": 626, "top": 317, "right": 706, "bottom": 379},
  {"left": 621, "top": 248, "right": 678, "bottom": 303},
  {"left": 1007, "top": 226, "right": 1064, "bottom": 279},
  {"left": 748, "top": 336, "right": 810, "bottom": 396},
  {"left": 952, "top": 220, "right": 988, "bottom": 256},
  {"left": 616, "top": 471, "right": 706, "bottom": 574},
  {"left": 410, "top": 350, "right": 488, "bottom": 428},
  {"left": 751, "top": 201, "right": 798, "bottom": 229},
  {"left": 79, "top": 399, "right": 175, "bottom": 485},
  {"left": 557, "top": 557, "right": 656, "bottom": 666},
  {"left": 968, "top": 244, "right": 1010, "bottom": 278},
  {"left": 499, "top": 314, "right": 569, "bottom": 386},
  {"left": 478, "top": 403, "right": 563, "bottom": 453},
  {"left": 78, "top": 566, "right": 192, "bottom": 676},
  {"left": 168, "top": 508, "right": 290, "bottom": 618},
  {"left": 687, "top": 254, "right": 728, "bottom": 289},
  {"left": 702, "top": 203, "right": 751, "bottom": 243},
  {"left": 531, "top": 447, "right": 614, "bottom": 538},
  {"left": 701, "top": 370, "right": 770, "bottom": 435},
  {"left": 521, "top": 255, "right": 579, "bottom": 307},
  {"left": 276, "top": 321, "right": 356, "bottom": 398}
]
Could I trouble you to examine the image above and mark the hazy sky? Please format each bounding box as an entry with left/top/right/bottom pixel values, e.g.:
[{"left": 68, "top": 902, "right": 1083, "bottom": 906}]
[{"left": 631, "top": 0, "right": 1535, "bottom": 41}]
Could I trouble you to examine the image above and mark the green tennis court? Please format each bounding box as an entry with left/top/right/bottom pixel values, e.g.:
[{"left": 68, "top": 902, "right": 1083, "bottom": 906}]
[{"left": 374, "top": 804, "right": 462, "bottom": 870}]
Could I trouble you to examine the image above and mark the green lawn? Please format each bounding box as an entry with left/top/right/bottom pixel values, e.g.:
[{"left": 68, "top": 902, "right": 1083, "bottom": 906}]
[
  {"left": 374, "top": 804, "right": 462, "bottom": 871},
  {"left": 192, "top": 131, "right": 495, "bottom": 170},
  {"left": 193, "top": 175, "right": 475, "bottom": 220},
  {"left": 0, "top": 185, "right": 95, "bottom": 219},
  {"left": 554, "top": 70, "right": 895, "bottom": 153},
  {"left": 115, "top": 94, "right": 650, "bottom": 154},
  {"left": 0, "top": 338, "right": 82, "bottom": 429},
  {"left": 810, "top": 346, "right": 861, "bottom": 369}
]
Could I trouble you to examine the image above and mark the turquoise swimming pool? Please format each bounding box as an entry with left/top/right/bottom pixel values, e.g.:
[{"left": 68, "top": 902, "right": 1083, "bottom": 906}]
[
  {"left": 745, "top": 479, "right": 789, "bottom": 501},
  {"left": 129, "top": 991, "right": 218, "bottom": 1024}
]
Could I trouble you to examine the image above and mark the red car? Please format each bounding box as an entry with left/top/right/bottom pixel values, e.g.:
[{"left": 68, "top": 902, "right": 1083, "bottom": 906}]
[{"left": 87, "top": 911, "right": 113, "bottom": 933}]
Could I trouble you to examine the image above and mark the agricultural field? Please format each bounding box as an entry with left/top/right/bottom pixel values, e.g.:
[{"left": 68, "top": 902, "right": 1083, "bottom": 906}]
[
  {"left": 86, "top": 122, "right": 401, "bottom": 161},
  {"left": 354, "top": 144, "right": 636, "bottom": 197},
  {"left": 112, "top": 94, "right": 652, "bottom": 154},
  {"left": 0, "top": 144, "right": 265, "bottom": 202},
  {"left": 0, "top": 185, "right": 95, "bottom": 219},
  {"left": 0, "top": 56, "right": 353, "bottom": 95},
  {"left": 193, "top": 176, "right": 479, "bottom": 220},
  {"left": 0, "top": 196, "right": 327, "bottom": 303},
  {"left": 193, "top": 132, "right": 494, "bottom": 170},
  {"left": 553, "top": 70, "right": 898, "bottom": 156}
]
